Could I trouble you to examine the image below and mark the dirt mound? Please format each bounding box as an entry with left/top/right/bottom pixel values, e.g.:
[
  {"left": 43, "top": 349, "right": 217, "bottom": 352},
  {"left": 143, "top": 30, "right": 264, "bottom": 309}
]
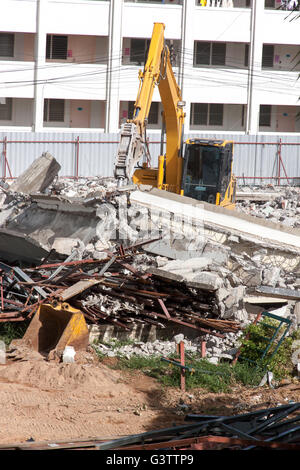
[
  {"left": 0, "top": 354, "right": 175, "bottom": 446},
  {"left": 0, "top": 357, "right": 130, "bottom": 395},
  {"left": 1, "top": 349, "right": 299, "bottom": 447}
]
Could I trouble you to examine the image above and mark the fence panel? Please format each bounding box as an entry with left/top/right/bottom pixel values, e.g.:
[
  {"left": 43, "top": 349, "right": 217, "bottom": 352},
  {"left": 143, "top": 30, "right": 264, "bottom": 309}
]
[{"left": 0, "top": 131, "right": 300, "bottom": 184}]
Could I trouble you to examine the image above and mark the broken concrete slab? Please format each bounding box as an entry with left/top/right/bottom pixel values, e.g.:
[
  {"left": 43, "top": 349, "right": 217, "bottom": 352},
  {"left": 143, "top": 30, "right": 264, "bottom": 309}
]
[
  {"left": 131, "top": 188, "right": 300, "bottom": 254},
  {"left": 0, "top": 228, "right": 49, "bottom": 264},
  {"left": 236, "top": 191, "right": 283, "bottom": 202},
  {"left": 4, "top": 196, "right": 99, "bottom": 251},
  {"left": 52, "top": 237, "right": 84, "bottom": 256},
  {"left": 162, "top": 257, "right": 213, "bottom": 273},
  {"left": 252, "top": 285, "right": 300, "bottom": 301},
  {"left": 262, "top": 267, "right": 281, "bottom": 287},
  {"left": 9, "top": 152, "right": 61, "bottom": 194},
  {"left": 148, "top": 267, "right": 185, "bottom": 283},
  {"left": 184, "top": 271, "right": 223, "bottom": 291},
  {"left": 244, "top": 296, "right": 288, "bottom": 306},
  {"left": 223, "top": 286, "right": 246, "bottom": 310},
  {"left": 143, "top": 238, "right": 205, "bottom": 260}
]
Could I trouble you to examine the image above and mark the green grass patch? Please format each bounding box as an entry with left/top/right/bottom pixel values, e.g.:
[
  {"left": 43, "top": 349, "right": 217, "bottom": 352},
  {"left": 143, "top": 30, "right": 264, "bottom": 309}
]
[
  {"left": 100, "top": 351, "right": 266, "bottom": 393},
  {"left": 93, "top": 326, "right": 300, "bottom": 393},
  {"left": 0, "top": 321, "right": 29, "bottom": 347}
]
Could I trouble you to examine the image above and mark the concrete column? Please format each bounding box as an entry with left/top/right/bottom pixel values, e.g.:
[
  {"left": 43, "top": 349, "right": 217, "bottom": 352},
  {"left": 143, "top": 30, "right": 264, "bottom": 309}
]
[
  {"left": 179, "top": 0, "right": 194, "bottom": 133},
  {"left": 105, "top": 0, "right": 123, "bottom": 133},
  {"left": 33, "top": 0, "right": 47, "bottom": 132},
  {"left": 246, "top": 0, "right": 264, "bottom": 135}
]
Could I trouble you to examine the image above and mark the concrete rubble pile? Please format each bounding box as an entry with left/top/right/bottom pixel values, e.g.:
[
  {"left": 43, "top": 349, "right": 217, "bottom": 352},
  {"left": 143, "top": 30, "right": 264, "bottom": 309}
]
[
  {"left": 237, "top": 185, "right": 300, "bottom": 228},
  {"left": 0, "top": 156, "right": 300, "bottom": 365},
  {"left": 92, "top": 332, "right": 241, "bottom": 364}
]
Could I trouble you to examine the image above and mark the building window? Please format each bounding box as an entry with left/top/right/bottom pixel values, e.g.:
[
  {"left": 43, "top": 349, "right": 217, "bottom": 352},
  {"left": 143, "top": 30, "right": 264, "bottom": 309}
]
[
  {"left": 126, "top": 38, "right": 179, "bottom": 66},
  {"left": 128, "top": 101, "right": 159, "bottom": 125},
  {"left": 194, "top": 42, "right": 226, "bottom": 66},
  {"left": 244, "top": 44, "right": 249, "bottom": 67},
  {"left": 259, "top": 105, "right": 272, "bottom": 127},
  {"left": 0, "top": 33, "right": 14, "bottom": 58},
  {"left": 44, "top": 99, "right": 65, "bottom": 122},
  {"left": 262, "top": 45, "right": 274, "bottom": 68},
  {"left": 0, "top": 98, "right": 12, "bottom": 120},
  {"left": 241, "top": 104, "right": 246, "bottom": 128},
  {"left": 46, "top": 35, "right": 68, "bottom": 60},
  {"left": 130, "top": 39, "right": 150, "bottom": 65},
  {"left": 191, "top": 103, "right": 223, "bottom": 126},
  {"left": 265, "top": 0, "right": 275, "bottom": 8}
]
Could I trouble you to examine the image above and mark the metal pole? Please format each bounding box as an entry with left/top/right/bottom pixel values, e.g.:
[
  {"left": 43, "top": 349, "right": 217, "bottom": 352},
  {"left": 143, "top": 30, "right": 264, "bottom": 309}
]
[
  {"left": 277, "top": 139, "right": 281, "bottom": 186},
  {"left": 3, "top": 137, "right": 12, "bottom": 179},
  {"left": 75, "top": 136, "right": 80, "bottom": 179},
  {"left": 2, "top": 137, "right": 6, "bottom": 179},
  {"left": 180, "top": 341, "right": 185, "bottom": 393},
  {"left": 201, "top": 340, "right": 206, "bottom": 358}
]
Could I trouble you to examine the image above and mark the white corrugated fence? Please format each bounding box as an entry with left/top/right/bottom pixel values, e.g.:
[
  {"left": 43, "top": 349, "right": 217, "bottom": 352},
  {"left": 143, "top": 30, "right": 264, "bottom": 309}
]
[{"left": 1, "top": 132, "right": 300, "bottom": 185}]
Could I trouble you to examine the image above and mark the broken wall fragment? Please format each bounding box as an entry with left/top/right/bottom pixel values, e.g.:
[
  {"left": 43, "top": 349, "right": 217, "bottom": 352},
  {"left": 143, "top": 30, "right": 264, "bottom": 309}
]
[{"left": 9, "top": 152, "right": 61, "bottom": 195}]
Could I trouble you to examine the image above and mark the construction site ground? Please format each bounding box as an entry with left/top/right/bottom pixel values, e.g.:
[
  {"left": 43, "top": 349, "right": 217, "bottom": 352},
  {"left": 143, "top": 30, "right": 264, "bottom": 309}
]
[{"left": 0, "top": 348, "right": 299, "bottom": 447}]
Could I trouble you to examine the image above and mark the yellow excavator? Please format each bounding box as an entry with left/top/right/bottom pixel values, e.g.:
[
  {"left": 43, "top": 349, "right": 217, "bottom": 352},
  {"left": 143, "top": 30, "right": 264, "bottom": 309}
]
[{"left": 114, "top": 22, "right": 236, "bottom": 209}]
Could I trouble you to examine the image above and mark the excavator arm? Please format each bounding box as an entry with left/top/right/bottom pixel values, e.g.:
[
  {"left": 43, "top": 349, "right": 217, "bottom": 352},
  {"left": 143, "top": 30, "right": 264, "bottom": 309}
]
[{"left": 114, "top": 23, "right": 185, "bottom": 192}]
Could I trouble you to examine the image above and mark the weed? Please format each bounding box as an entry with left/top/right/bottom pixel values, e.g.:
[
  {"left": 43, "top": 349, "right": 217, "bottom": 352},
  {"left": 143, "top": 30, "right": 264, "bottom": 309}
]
[
  {"left": 232, "top": 361, "right": 265, "bottom": 386},
  {"left": 105, "top": 353, "right": 264, "bottom": 393},
  {"left": 237, "top": 317, "right": 296, "bottom": 381},
  {"left": 0, "top": 321, "right": 29, "bottom": 346},
  {"left": 92, "top": 325, "right": 299, "bottom": 392}
]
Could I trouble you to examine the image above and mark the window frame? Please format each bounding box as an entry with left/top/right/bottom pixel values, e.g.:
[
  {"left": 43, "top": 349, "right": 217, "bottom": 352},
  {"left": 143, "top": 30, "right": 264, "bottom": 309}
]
[
  {"left": 194, "top": 41, "right": 226, "bottom": 67},
  {"left": 129, "top": 38, "right": 150, "bottom": 65},
  {"left": 46, "top": 35, "right": 68, "bottom": 61},
  {"left": 0, "top": 33, "right": 14, "bottom": 58},
  {"left": 191, "top": 103, "right": 223, "bottom": 127},
  {"left": 0, "top": 98, "right": 12, "bottom": 121},
  {"left": 44, "top": 98, "right": 65, "bottom": 123},
  {"left": 259, "top": 104, "right": 272, "bottom": 127},
  {"left": 262, "top": 44, "right": 274, "bottom": 69}
]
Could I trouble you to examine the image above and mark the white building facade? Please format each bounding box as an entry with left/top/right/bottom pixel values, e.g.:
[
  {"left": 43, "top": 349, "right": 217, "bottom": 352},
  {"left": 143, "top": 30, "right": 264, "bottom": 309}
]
[{"left": 0, "top": 0, "right": 299, "bottom": 134}]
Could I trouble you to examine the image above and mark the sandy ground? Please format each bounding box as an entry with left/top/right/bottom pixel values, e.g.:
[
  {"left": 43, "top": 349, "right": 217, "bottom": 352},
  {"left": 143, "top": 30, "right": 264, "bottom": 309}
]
[{"left": 0, "top": 347, "right": 299, "bottom": 447}]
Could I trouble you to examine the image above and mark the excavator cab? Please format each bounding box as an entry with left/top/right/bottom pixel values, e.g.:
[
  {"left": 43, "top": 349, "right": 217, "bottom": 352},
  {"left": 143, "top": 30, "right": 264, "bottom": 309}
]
[{"left": 181, "top": 139, "right": 236, "bottom": 209}]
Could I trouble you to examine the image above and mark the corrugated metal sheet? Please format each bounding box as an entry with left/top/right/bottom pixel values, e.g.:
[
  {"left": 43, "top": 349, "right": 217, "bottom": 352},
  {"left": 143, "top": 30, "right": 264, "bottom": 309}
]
[{"left": 0, "top": 131, "right": 300, "bottom": 184}]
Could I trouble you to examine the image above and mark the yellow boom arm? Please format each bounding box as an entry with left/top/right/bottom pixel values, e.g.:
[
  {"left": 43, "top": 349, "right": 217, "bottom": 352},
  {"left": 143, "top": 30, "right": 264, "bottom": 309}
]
[{"left": 114, "top": 23, "right": 185, "bottom": 193}]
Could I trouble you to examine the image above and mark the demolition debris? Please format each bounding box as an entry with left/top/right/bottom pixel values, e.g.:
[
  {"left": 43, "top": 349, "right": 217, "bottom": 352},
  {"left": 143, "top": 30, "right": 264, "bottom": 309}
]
[{"left": 0, "top": 162, "right": 300, "bottom": 365}]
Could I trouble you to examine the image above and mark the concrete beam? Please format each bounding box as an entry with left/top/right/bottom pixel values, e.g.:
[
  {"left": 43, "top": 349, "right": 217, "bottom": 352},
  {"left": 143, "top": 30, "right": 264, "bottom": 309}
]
[
  {"left": 9, "top": 152, "right": 61, "bottom": 195},
  {"left": 130, "top": 188, "right": 300, "bottom": 253}
]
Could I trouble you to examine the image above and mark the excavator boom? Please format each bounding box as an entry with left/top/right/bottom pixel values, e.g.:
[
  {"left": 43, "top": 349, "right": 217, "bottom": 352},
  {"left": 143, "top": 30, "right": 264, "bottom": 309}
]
[{"left": 114, "top": 22, "right": 185, "bottom": 191}]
